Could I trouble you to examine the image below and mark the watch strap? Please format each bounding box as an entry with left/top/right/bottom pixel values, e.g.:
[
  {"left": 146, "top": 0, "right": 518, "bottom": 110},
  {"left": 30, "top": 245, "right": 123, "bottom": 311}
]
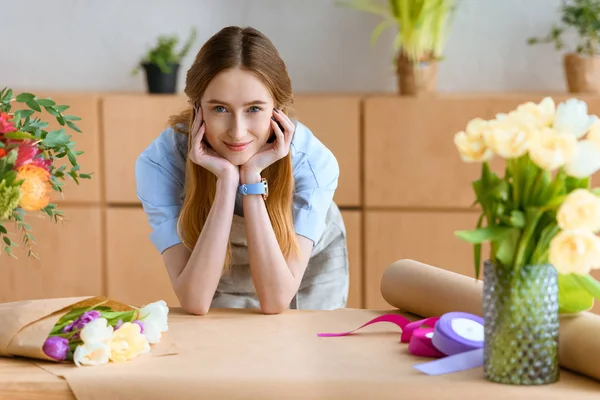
[{"left": 238, "top": 178, "right": 268, "bottom": 199}]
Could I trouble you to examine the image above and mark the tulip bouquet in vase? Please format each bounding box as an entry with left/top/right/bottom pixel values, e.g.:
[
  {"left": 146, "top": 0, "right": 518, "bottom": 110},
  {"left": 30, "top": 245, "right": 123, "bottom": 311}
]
[{"left": 454, "top": 97, "right": 600, "bottom": 385}]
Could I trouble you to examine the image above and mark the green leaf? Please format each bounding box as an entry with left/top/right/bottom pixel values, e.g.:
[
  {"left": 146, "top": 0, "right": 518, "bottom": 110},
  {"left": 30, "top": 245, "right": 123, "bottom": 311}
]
[
  {"left": 44, "top": 106, "right": 60, "bottom": 118},
  {"left": 42, "top": 129, "right": 71, "bottom": 147},
  {"left": 455, "top": 225, "right": 514, "bottom": 244},
  {"left": 0, "top": 225, "right": 6, "bottom": 234},
  {"left": 573, "top": 274, "right": 600, "bottom": 301},
  {"left": 36, "top": 99, "right": 56, "bottom": 107},
  {"left": 79, "top": 173, "right": 92, "bottom": 179},
  {"left": 15, "top": 93, "right": 35, "bottom": 102},
  {"left": 558, "top": 274, "right": 594, "bottom": 313},
  {"left": 26, "top": 99, "right": 41, "bottom": 112},
  {"left": 63, "top": 115, "right": 81, "bottom": 121},
  {"left": 54, "top": 105, "right": 70, "bottom": 112},
  {"left": 3, "top": 237, "right": 11, "bottom": 246},
  {"left": 566, "top": 176, "right": 590, "bottom": 192},
  {"left": 495, "top": 227, "right": 520, "bottom": 266},
  {"left": 508, "top": 210, "right": 525, "bottom": 228},
  {"left": 472, "top": 213, "right": 484, "bottom": 279},
  {"left": 66, "top": 121, "right": 82, "bottom": 133},
  {"left": 14, "top": 109, "right": 35, "bottom": 120},
  {"left": 67, "top": 150, "right": 77, "bottom": 166},
  {"left": 3, "top": 131, "right": 36, "bottom": 140}
]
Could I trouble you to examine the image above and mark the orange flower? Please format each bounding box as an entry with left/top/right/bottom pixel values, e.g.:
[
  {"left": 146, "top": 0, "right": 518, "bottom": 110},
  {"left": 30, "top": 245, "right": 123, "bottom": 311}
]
[
  {"left": 16, "top": 165, "right": 51, "bottom": 211},
  {"left": 0, "top": 148, "right": 5, "bottom": 157}
]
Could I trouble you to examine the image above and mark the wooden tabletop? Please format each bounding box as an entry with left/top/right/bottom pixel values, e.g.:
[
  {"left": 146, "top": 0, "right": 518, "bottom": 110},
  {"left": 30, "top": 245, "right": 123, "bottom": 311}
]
[{"left": 2, "top": 308, "right": 600, "bottom": 400}]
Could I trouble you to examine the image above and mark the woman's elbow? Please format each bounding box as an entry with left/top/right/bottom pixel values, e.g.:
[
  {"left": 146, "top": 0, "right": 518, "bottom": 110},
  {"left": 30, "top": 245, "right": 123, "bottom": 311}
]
[
  {"left": 182, "top": 302, "right": 210, "bottom": 316},
  {"left": 260, "top": 297, "right": 289, "bottom": 315}
]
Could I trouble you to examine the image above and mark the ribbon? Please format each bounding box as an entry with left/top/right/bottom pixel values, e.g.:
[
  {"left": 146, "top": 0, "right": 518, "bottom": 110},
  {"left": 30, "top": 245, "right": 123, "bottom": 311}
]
[{"left": 317, "top": 311, "right": 485, "bottom": 375}]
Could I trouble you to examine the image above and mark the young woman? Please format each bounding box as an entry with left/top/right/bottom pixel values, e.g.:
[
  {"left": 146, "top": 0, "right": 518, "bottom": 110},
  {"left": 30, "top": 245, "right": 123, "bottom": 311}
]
[{"left": 135, "top": 26, "right": 349, "bottom": 315}]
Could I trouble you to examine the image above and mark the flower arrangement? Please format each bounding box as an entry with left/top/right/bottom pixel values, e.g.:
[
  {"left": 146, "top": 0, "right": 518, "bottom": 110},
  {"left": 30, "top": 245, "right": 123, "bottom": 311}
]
[
  {"left": 0, "top": 87, "right": 91, "bottom": 259},
  {"left": 453, "top": 97, "right": 600, "bottom": 313},
  {"left": 42, "top": 299, "right": 169, "bottom": 367}
]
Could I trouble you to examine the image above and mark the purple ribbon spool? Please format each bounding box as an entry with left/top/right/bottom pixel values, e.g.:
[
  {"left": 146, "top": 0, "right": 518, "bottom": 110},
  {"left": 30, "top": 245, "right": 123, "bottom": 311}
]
[
  {"left": 413, "top": 312, "right": 485, "bottom": 376},
  {"left": 431, "top": 312, "right": 484, "bottom": 356}
]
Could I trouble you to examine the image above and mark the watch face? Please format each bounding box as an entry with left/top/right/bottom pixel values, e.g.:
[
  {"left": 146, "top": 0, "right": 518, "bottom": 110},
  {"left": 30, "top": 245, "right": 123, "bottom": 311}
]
[{"left": 262, "top": 178, "right": 269, "bottom": 199}]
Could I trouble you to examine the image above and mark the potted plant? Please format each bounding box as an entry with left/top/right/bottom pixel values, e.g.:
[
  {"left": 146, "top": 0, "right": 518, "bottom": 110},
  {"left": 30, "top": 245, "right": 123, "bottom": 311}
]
[
  {"left": 132, "top": 27, "right": 197, "bottom": 94},
  {"left": 454, "top": 96, "right": 600, "bottom": 384},
  {"left": 338, "top": 0, "right": 456, "bottom": 95},
  {"left": 528, "top": 0, "right": 600, "bottom": 94}
]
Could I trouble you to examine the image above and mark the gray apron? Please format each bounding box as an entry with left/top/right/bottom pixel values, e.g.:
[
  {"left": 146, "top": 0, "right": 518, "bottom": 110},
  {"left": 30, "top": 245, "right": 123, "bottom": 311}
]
[{"left": 211, "top": 201, "right": 349, "bottom": 310}]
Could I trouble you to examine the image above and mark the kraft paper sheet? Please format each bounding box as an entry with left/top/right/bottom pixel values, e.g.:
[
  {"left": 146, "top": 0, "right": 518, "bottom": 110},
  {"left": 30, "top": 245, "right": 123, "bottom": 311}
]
[
  {"left": 380, "top": 259, "right": 600, "bottom": 383},
  {"left": 29, "top": 309, "right": 600, "bottom": 399}
]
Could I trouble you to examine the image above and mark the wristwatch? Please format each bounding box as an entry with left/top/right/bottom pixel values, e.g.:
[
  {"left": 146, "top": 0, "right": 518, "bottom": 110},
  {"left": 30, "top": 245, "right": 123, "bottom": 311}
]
[{"left": 238, "top": 177, "right": 268, "bottom": 201}]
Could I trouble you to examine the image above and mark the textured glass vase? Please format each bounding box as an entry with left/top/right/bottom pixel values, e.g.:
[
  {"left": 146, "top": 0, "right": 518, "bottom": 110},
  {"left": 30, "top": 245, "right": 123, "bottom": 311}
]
[{"left": 482, "top": 260, "right": 559, "bottom": 385}]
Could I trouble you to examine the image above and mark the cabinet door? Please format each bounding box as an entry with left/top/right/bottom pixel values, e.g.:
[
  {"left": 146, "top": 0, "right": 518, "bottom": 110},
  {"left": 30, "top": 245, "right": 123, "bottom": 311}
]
[
  {"left": 0, "top": 207, "right": 102, "bottom": 302},
  {"left": 10, "top": 93, "right": 101, "bottom": 203},
  {"left": 341, "top": 211, "right": 363, "bottom": 308},
  {"left": 294, "top": 96, "right": 361, "bottom": 207},
  {"left": 102, "top": 95, "right": 188, "bottom": 203},
  {"left": 106, "top": 208, "right": 179, "bottom": 307},
  {"left": 365, "top": 210, "right": 485, "bottom": 309}
]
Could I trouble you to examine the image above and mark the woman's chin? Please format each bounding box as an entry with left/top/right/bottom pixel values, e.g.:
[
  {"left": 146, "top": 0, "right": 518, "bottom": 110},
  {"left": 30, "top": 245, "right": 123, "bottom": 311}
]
[{"left": 222, "top": 152, "right": 253, "bottom": 166}]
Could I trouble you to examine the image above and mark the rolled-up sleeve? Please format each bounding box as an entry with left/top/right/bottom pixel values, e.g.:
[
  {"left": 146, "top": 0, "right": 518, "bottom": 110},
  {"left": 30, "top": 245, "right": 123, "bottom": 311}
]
[
  {"left": 291, "top": 125, "right": 340, "bottom": 245},
  {"left": 135, "top": 129, "right": 186, "bottom": 254}
]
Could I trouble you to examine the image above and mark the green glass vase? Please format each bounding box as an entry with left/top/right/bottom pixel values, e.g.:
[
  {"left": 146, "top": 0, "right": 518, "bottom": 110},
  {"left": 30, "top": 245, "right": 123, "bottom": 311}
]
[{"left": 482, "top": 260, "right": 560, "bottom": 385}]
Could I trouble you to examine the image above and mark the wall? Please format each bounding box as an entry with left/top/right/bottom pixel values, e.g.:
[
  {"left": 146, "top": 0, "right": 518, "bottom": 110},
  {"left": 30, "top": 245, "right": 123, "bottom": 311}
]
[{"left": 3, "top": 0, "right": 569, "bottom": 94}]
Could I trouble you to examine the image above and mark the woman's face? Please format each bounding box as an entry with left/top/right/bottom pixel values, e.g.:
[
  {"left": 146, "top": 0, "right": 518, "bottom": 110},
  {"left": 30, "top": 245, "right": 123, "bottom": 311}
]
[{"left": 199, "top": 68, "right": 275, "bottom": 166}]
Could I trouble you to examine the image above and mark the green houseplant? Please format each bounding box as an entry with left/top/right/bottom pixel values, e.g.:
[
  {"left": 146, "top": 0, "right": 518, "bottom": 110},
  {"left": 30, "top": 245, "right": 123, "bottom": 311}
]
[
  {"left": 338, "top": 0, "right": 456, "bottom": 95},
  {"left": 528, "top": 0, "right": 600, "bottom": 94},
  {"left": 132, "top": 27, "right": 197, "bottom": 94}
]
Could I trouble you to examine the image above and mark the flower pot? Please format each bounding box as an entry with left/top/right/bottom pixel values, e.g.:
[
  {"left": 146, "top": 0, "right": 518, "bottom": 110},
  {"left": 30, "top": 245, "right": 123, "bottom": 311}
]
[
  {"left": 142, "top": 62, "right": 180, "bottom": 94},
  {"left": 396, "top": 51, "right": 438, "bottom": 96},
  {"left": 482, "top": 260, "right": 559, "bottom": 385},
  {"left": 563, "top": 52, "right": 600, "bottom": 94}
]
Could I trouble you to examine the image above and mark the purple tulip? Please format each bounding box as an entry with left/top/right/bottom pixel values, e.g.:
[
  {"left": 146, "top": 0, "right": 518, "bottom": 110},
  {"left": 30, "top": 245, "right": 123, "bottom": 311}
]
[
  {"left": 43, "top": 336, "right": 69, "bottom": 361},
  {"left": 133, "top": 320, "right": 145, "bottom": 333},
  {"left": 61, "top": 310, "right": 101, "bottom": 333}
]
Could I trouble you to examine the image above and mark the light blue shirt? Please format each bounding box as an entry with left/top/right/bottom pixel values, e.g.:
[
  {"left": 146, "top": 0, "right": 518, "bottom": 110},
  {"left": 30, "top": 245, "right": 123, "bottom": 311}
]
[{"left": 135, "top": 121, "right": 340, "bottom": 254}]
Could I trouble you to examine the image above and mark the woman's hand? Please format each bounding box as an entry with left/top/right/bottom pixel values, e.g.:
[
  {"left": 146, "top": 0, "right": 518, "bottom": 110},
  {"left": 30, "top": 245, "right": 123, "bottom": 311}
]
[
  {"left": 241, "top": 108, "right": 294, "bottom": 183},
  {"left": 189, "top": 106, "right": 239, "bottom": 181}
]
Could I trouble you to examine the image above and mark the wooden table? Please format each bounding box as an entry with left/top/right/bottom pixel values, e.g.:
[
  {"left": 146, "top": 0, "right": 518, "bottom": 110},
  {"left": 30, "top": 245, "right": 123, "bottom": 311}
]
[{"left": 2, "top": 308, "right": 600, "bottom": 400}]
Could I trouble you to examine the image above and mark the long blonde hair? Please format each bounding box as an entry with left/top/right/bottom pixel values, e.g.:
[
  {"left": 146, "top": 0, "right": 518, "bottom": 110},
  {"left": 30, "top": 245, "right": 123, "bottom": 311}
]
[{"left": 168, "top": 26, "right": 299, "bottom": 272}]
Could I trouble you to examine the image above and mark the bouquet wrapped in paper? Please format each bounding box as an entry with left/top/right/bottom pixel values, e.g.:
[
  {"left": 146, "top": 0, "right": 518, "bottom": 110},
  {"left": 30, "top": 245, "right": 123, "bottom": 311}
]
[{"left": 0, "top": 296, "right": 169, "bottom": 367}]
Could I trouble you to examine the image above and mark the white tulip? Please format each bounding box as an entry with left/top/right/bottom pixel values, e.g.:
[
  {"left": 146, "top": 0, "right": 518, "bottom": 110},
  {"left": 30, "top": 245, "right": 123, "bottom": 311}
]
[
  {"left": 73, "top": 342, "right": 110, "bottom": 367},
  {"left": 139, "top": 300, "right": 169, "bottom": 343},
  {"left": 554, "top": 98, "right": 598, "bottom": 139},
  {"left": 565, "top": 139, "right": 600, "bottom": 178},
  {"left": 80, "top": 318, "right": 114, "bottom": 345}
]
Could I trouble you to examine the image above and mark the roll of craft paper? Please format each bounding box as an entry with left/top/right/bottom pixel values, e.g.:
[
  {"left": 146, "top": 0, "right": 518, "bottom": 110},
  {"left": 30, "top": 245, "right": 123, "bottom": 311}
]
[{"left": 380, "top": 259, "right": 600, "bottom": 382}]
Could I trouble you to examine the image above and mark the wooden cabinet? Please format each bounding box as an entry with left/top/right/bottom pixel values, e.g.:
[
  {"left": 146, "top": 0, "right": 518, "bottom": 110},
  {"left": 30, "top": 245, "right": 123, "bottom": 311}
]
[
  {"left": 102, "top": 94, "right": 189, "bottom": 203},
  {"left": 294, "top": 96, "right": 361, "bottom": 207},
  {"left": 364, "top": 210, "right": 485, "bottom": 309},
  {"left": 105, "top": 208, "right": 179, "bottom": 307},
  {"left": 0, "top": 207, "right": 103, "bottom": 302}
]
